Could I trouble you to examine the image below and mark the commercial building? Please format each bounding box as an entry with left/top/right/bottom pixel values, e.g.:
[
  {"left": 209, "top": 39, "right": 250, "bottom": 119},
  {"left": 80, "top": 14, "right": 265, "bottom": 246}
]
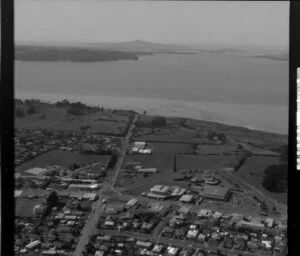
[
  {"left": 238, "top": 220, "right": 265, "bottom": 231},
  {"left": 150, "top": 185, "right": 170, "bottom": 195},
  {"left": 68, "top": 184, "right": 100, "bottom": 190},
  {"left": 133, "top": 141, "right": 146, "bottom": 149},
  {"left": 171, "top": 188, "right": 186, "bottom": 197},
  {"left": 201, "top": 185, "right": 231, "bottom": 201}
]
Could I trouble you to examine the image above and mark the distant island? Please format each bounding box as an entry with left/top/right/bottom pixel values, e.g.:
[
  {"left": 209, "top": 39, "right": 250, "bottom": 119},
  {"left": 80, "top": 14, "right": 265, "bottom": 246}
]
[
  {"left": 254, "top": 53, "right": 288, "bottom": 61},
  {"left": 15, "top": 45, "right": 139, "bottom": 62},
  {"left": 15, "top": 40, "right": 288, "bottom": 62}
]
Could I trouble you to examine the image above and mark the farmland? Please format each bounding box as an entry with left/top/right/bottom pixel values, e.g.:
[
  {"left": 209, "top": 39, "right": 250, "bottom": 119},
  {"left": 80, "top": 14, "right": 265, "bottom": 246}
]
[
  {"left": 148, "top": 142, "right": 195, "bottom": 155},
  {"left": 15, "top": 101, "right": 133, "bottom": 135},
  {"left": 177, "top": 155, "right": 242, "bottom": 170},
  {"left": 232, "top": 156, "right": 287, "bottom": 205},
  {"left": 132, "top": 115, "right": 287, "bottom": 152},
  {"left": 16, "top": 150, "right": 111, "bottom": 173}
]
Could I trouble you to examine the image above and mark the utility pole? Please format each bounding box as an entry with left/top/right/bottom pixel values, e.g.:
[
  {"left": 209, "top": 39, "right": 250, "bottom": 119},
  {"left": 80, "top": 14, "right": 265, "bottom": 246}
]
[{"left": 173, "top": 154, "right": 177, "bottom": 173}]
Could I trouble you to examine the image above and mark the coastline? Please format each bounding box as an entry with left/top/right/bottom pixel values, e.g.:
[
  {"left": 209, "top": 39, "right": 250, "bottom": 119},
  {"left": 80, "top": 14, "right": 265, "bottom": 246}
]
[{"left": 15, "top": 91, "right": 288, "bottom": 135}]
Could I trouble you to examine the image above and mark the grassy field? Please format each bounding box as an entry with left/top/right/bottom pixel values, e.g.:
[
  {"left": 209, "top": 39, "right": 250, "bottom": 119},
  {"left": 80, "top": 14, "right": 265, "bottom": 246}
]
[
  {"left": 15, "top": 198, "right": 41, "bottom": 218},
  {"left": 15, "top": 102, "right": 131, "bottom": 135},
  {"left": 122, "top": 155, "right": 173, "bottom": 170},
  {"left": 132, "top": 115, "right": 287, "bottom": 152},
  {"left": 148, "top": 142, "right": 195, "bottom": 155},
  {"left": 177, "top": 155, "right": 242, "bottom": 170},
  {"left": 233, "top": 156, "right": 287, "bottom": 205},
  {"left": 16, "top": 150, "right": 111, "bottom": 173},
  {"left": 195, "top": 145, "right": 238, "bottom": 155}
]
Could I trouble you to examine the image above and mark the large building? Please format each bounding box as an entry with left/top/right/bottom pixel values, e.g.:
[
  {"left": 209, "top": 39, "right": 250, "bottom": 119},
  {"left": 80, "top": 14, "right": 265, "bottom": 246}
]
[
  {"left": 150, "top": 185, "right": 170, "bottom": 195},
  {"left": 201, "top": 185, "right": 231, "bottom": 201}
]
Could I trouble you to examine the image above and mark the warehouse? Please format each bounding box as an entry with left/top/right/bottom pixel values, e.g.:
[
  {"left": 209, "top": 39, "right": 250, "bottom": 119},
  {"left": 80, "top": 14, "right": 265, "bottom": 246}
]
[{"left": 201, "top": 185, "right": 231, "bottom": 201}]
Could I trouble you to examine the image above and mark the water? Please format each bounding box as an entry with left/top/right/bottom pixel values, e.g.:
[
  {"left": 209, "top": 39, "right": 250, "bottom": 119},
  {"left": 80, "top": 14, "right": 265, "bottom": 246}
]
[{"left": 15, "top": 54, "right": 288, "bottom": 134}]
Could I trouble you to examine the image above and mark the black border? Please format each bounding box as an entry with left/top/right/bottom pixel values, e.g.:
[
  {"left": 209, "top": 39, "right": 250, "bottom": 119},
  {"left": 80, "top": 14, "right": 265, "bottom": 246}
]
[
  {"left": 289, "top": 1, "right": 300, "bottom": 255},
  {"left": 0, "top": 1, "right": 298, "bottom": 255},
  {"left": 1, "top": 0, "right": 15, "bottom": 255}
]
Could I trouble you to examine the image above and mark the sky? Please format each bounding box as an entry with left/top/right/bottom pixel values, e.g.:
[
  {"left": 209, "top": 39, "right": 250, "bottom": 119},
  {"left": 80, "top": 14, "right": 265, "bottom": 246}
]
[{"left": 15, "top": 0, "right": 289, "bottom": 48}]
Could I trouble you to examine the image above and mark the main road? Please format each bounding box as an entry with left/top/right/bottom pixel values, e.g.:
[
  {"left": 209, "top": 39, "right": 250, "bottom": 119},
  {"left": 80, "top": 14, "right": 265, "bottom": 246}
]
[{"left": 73, "top": 113, "right": 138, "bottom": 256}]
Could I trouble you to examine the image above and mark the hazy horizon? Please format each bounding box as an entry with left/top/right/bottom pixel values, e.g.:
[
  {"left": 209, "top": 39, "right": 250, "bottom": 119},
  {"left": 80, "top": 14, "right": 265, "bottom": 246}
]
[{"left": 15, "top": 0, "right": 289, "bottom": 49}]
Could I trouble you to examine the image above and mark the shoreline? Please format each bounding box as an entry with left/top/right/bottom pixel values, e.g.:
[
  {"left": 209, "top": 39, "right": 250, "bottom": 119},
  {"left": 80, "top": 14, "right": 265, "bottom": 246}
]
[{"left": 15, "top": 91, "right": 288, "bottom": 135}]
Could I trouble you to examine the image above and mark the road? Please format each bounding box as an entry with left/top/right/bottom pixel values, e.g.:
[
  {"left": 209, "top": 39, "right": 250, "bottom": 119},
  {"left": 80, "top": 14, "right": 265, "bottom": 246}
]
[
  {"left": 111, "top": 114, "right": 138, "bottom": 189},
  {"left": 97, "top": 229, "right": 269, "bottom": 256},
  {"left": 73, "top": 114, "right": 138, "bottom": 256}
]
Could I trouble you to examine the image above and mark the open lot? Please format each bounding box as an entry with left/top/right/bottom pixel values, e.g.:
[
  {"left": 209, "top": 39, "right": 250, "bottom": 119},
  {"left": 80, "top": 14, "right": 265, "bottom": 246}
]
[
  {"left": 148, "top": 142, "right": 194, "bottom": 155},
  {"left": 15, "top": 102, "right": 131, "bottom": 135},
  {"left": 122, "top": 155, "right": 173, "bottom": 170},
  {"left": 16, "top": 150, "right": 111, "bottom": 173},
  {"left": 233, "top": 156, "right": 287, "bottom": 205},
  {"left": 177, "top": 155, "right": 242, "bottom": 170},
  {"left": 15, "top": 198, "right": 41, "bottom": 218}
]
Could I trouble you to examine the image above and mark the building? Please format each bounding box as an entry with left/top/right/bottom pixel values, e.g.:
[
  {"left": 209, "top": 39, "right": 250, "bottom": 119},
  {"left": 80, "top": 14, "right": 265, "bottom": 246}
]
[
  {"left": 171, "top": 188, "right": 186, "bottom": 197},
  {"left": 33, "top": 204, "right": 46, "bottom": 215},
  {"left": 180, "top": 195, "right": 194, "bottom": 203},
  {"left": 198, "top": 209, "right": 212, "bottom": 218},
  {"left": 68, "top": 184, "right": 100, "bottom": 190},
  {"left": 126, "top": 198, "right": 138, "bottom": 208},
  {"left": 25, "top": 167, "right": 48, "bottom": 176},
  {"left": 137, "top": 168, "right": 158, "bottom": 173},
  {"left": 150, "top": 185, "right": 170, "bottom": 195},
  {"left": 178, "top": 206, "right": 191, "bottom": 215},
  {"left": 15, "top": 190, "right": 23, "bottom": 198},
  {"left": 25, "top": 240, "right": 41, "bottom": 250},
  {"left": 133, "top": 141, "right": 146, "bottom": 149},
  {"left": 238, "top": 220, "right": 265, "bottom": 231},
  {"left": 201, "top": 185, "right": 231, "bottom": 201}
]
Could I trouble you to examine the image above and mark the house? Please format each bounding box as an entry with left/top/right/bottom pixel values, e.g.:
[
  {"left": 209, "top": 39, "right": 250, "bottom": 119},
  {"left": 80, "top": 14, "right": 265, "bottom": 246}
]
[
  {"left": 166, "top": 246, "right": 179, "bottom": 256},
  {"left": 95, "top": 251, "right": 104, "bottom": 256},
  {"left": 201, "top": 185, "right": 231, "bottom": 201},
  {"left": 178, "top": 206, "right": 191, "bottom": 215},
  {"left": 126, "top": 198, "right": 138, "bottom": 208},
  {"left": 151, "top": 244, "right": 164, "bottom": 254},
  {"left": 180, "top": 195, "right": 194, "bottom": 203},
  {"left": 135, "top": 241, "right": 153, "bottom": 249},
  {"left": 137, "top": 168, "right": 157, "bottom": 173},
  {"left": 25, "top": 240, "right": 41, "bottom": 250},
  {"left": 197, "top": 209, "right": 212, "bottom": 218},
  {"left": 171, "top": 188, "right": 186, "bottom": 197},
  {"left": 197, "top": 233, "right": 206, "bottom": 243},
  {"left": 162, "top": 226, "right": 174, "bottom": 237},
  {"left": 187, "top": 229, "right": 199, "bottom": 239},
  {"left": 33, "top": 204, "right": 46, "bottom": 215}
]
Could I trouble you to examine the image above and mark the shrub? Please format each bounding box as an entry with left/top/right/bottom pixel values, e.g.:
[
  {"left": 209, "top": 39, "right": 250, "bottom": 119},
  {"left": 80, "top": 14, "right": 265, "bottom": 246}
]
[
  {"left": 16, "top": 108, "right": 26, "bottom": 118},
  {"left": 262, "top": 164, "right": 287, "bottom": 193}
]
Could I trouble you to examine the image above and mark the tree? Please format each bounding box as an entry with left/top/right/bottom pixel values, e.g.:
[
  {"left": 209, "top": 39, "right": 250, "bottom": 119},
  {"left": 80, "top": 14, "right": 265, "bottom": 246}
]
[
  {"left": 67, "top": 107, "right": 83, "bottom": 116},
  {"left": 173, "top": 154, "right": 177, "bottom": 173},
  {"left": 47, "top": 191, "right": 59, "bottom": 207},
  {"left": 16, "top": 108, "right": 26, "bottom": 118},
  {"left": 218, "top": 133, "right": 227, "bottom": 144},
  {"left": 27, "top": 105, "right": 36, "bottom": 115},
  {"left": 280, "top": 144, "right": 288, "bottom": 162},
  {"left": 262, "top": 164, "right": 287, "bottom": 193}
]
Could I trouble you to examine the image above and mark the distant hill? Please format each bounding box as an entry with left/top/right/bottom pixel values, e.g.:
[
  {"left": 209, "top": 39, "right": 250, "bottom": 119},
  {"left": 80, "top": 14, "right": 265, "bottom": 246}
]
[
  {"left": 90, "top": 40, "right": 199, "bottom": 54},
  {"left": 15, "top": 45, "right": 139, "bottom": 62}
]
